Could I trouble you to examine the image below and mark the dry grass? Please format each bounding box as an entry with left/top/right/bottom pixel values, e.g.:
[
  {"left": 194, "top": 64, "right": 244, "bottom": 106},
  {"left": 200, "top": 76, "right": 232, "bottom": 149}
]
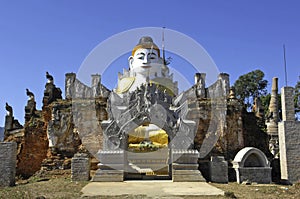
[
  {"left": 0, "top": 170, "right": 88, "bottom": 199},
  {"left": 0, "top": 178, "right": 87, "bottom": 199},
  {"left": 1, "top": 170, "right": 299, "bottom": 199},
  {"left": 212, "top": 182, "right": 300, "bottom": 199}
]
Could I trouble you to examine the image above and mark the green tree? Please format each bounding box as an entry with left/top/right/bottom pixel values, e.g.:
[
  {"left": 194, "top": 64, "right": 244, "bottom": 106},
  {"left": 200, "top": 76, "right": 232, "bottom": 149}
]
[
  {"left": 233, "top": 69, "right": 268, "bottom": 109},
  {"left": 260, "top": 93, "right": 271, "bottom": 115}
]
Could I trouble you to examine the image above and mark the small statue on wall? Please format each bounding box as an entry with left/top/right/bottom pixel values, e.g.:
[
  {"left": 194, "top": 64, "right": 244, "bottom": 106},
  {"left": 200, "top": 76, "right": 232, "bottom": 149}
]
[
  {"left": 26, "top": 88, "right": 35, "bottom": 101},
  {"left": 43, "top": 71, "right": 62, "bottom": 107},
  {"left": 25, "top": 88, "right": 36, "bottom": 122},
  {"left": 4, "top": 102, "right": 23, "bottom": 138},
  {"left": 5, "top": 102, "right": 13, "bottom": 116},
  {"left": 46, "top": 71, "right": 54, "bottom": 84}
]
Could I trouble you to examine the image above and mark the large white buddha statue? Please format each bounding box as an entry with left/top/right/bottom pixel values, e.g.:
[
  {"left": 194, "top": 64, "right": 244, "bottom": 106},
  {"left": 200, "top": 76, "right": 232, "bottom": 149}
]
[
  {"left": 113, "top": 36, "right": 178, "bottom": 151},
  {"left": 115, "top": 36, "right": 178, "bottom": 95}
]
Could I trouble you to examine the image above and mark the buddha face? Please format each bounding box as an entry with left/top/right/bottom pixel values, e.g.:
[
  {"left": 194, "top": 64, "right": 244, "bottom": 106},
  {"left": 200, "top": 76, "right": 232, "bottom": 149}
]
[{"left": 129, "top": 48, "right": 162, "bottom": 76}]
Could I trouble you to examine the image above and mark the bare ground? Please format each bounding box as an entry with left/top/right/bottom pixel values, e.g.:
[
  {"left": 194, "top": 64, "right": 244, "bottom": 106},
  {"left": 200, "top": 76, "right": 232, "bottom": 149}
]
[{"left": 0, "top": 170, "right": 299, "bottom": 199}]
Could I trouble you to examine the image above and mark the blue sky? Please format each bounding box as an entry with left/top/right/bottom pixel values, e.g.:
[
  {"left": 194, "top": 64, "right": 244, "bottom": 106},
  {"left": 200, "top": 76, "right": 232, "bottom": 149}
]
[{"left": 0, "top": 0, "right": 299, "bottom": 126}]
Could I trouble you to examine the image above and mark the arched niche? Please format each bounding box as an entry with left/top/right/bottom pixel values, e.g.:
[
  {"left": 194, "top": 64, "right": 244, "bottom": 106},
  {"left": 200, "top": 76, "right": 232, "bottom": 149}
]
[
  {"left": 232, "top": 147, "right": 271, "bottom": 184},
  {"left": 233, "top": 147, "right": 270, "bottom": 168}
]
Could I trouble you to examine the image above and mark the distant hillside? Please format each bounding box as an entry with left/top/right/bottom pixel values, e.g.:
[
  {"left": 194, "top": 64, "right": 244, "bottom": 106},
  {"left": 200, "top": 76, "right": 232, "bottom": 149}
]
[{"left": 0, "top": 127, "right": 4, "bottom": 141}]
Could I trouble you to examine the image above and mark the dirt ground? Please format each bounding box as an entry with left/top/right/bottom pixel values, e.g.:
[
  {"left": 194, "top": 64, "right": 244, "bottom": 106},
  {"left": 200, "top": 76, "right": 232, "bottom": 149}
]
[{"left": 0, "top": 170, "right": 299, "bottom": 199}]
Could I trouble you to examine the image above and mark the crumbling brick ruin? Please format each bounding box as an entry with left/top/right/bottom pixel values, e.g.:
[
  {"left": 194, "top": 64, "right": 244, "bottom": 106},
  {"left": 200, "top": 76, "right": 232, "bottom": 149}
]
[{"left": 3, "top": 71, "right": 271, "bottom": 181}]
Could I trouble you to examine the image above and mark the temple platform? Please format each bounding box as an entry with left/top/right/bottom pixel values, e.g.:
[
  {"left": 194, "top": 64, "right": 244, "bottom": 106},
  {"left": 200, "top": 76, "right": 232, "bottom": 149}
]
[{"left": 81, "top": 180, "right": 224, "bottom": 198}]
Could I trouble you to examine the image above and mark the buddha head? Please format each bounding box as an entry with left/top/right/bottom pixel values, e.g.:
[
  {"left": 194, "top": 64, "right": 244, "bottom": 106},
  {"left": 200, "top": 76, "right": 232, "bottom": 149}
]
[{"left": 129, "top": 36, "right": 163, "bottom": 77}]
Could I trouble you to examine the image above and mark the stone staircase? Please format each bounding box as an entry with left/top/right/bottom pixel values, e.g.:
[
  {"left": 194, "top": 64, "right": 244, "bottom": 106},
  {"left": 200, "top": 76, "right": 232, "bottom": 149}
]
[
  {"left": 172, "top": 149, "right": 206, "bottom": 182},
  {"left": 125, "top": 148, "right": 171, "bottom": 180}
]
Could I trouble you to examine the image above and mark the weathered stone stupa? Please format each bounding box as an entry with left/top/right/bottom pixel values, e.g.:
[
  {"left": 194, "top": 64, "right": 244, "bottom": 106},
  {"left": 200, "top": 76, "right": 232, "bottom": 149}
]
[{"left": 266, "top": 77, "right": 279, "bottom": 158}]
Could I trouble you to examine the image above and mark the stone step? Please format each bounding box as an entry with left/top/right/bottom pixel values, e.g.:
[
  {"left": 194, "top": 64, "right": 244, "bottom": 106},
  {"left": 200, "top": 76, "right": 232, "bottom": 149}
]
[
  {"left": 173, "top": 174, "right": 206, "bottom": 182},
  {"left": 172, "top": 168, "right": 206, "bottom": 182},
  {"left": 92, "top": 169, "right": 124, "bottom": 182},
  {"left": 172, "top": 163, "right": 198, "bottom": 170},
  {"left": 98, "top": 163, "right": 124, "bottom": 170},
  {"left": 92, "top": 176, "right": 124, "bottom": 182},
  {"left": 96, "top": 170, "right": 124, "bottom": 174},
  {"left": 127, "top": 159, "right": 168, "bottom": 164},
  {"left": 127, "top": 163, "right": 168, "bottom": 173},
  {"left": 172, "top": 170, "right": 202, "bottom": 175},
  {"left": 125, "top": 173, "right": 171, "bottom": 180}
]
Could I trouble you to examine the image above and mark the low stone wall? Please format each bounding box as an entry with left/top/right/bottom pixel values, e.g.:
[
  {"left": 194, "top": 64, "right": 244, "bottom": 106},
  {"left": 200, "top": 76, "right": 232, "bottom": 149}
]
[
  {"left": 0, "top": 142, "right": 17, "bottom": 186},
  {"left": 235, "top": 167, "right": 272, "bottom": 184}
]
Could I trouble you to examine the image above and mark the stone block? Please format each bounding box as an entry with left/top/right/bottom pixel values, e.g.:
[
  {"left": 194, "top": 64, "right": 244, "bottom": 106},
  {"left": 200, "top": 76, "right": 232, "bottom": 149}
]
[
  {"left": 0, "top": 142, "right": 17, "bottom": 187},
  {"left": 209, "top": 156, "right": 228, "bottom": 183},
  {"left": 71, "top": 153, "right": 90, "bottom": 181}
]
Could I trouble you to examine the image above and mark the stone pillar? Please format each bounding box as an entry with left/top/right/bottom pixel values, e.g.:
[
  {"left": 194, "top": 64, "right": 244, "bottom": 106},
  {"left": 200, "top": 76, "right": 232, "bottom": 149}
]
[
  {"left": 194, "top": 73, "right": 200, "bottom": 85},
  {"left": 218, "top": 73, "right": 230, "bottom": 97},
  {"left": 71, "top": 153, "right": 90, "bottom": 181},
  {"left": 278, "top": 87, "right": 300, "bottom": 183},
  {"left": 281, "top": 87, "right": 295, "bottom": 122},
  {"left": 4, "top": 115, "right": 13, "bottom": 137},
  {"left": 269, "top": 77, "right": 279, "bottom": 122},
  {"left": 25, "top": 98, "right": 36, "bottom": 122},
  {"left": 209, "top": 156, "right": 228, "bottom": 183},
  {"left": 43, "top": 80, "right": 62, "bottom": 107},
  {"left": 0, "top": 142, "right": 17, "bottom": 187},
  {"left": 91, "top": 74, "right": 101, "bottom": 97},
  {"left": 65, "top": 73, "right": 76, "bottom": 100},
  {"left": 266, "top": 77, "right": 279, "bottom": 158}
]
